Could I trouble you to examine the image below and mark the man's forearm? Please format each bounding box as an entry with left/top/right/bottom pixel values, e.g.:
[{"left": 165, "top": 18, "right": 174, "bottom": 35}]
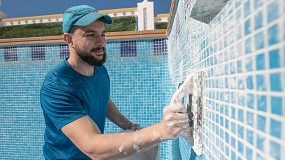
[{"left": 89, "top": 123, "right": 164, "bottom": 159}]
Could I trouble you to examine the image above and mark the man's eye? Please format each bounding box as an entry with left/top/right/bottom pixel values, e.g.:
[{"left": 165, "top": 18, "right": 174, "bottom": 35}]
[
  {"left": 102, "top": 34, "right": 106, "bottom": 37},
  {"left": 86, "top": 34, "right": 94, "bottom": 37}
]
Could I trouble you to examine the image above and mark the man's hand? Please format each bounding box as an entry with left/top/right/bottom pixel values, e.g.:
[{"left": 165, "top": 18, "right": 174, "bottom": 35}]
[
  {"left": 107, "top": 99, "right": 141, "bottom": 130},
  {"left": 125, "top": 122, "right": 141, "bottom": 131},
  {"left": 158, "top": 103, "right": 190, "bottom": 140}
]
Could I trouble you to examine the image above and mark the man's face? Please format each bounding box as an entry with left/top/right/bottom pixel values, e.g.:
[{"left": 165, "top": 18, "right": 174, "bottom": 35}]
[{"left": 71, "top": 20, "right": 107, "bottom": 66}]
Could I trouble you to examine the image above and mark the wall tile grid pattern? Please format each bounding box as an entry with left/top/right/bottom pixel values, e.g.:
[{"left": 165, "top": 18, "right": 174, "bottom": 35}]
[
  {"left": 168, "top": 0, "right": 284, "bottom": 160},
  {"left": 0, "top": 38, "right": 172, "bottom": 159}
]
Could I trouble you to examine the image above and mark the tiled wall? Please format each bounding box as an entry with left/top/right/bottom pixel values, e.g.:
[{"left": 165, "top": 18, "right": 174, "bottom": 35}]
[
  {"left": 168, "top": 0, "right": 285, "bottom": 159},
  {"left": 0, "top": 38, "right": 172, "bottom": 159}
]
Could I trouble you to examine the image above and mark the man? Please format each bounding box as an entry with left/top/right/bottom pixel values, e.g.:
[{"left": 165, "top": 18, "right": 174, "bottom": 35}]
[{"left": 40, "top": 5, "right": 189, "bottom": 160}]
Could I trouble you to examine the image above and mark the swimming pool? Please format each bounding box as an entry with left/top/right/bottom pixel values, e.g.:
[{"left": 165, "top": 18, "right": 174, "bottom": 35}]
[
  {"left": 0, "top": 0, "right": 285, "bottom": 159},
  {"left": 0, "top": 38, "right": 178, "bottom": 159}
]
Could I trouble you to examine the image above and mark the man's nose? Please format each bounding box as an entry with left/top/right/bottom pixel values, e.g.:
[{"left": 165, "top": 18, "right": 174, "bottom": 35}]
[{"left": 95, "top": 36, "right": 105, "bottom": 46}]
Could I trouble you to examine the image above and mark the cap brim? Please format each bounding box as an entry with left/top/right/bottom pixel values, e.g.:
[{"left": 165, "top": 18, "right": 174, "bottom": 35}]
[{"left": 74, "top": 12, "right": 112, "bottom": 26}]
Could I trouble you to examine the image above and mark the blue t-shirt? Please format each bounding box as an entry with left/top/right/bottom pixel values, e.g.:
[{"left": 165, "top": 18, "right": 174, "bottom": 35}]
[{"left": 40, "top": 60, "right": 110, "bottom": 159}]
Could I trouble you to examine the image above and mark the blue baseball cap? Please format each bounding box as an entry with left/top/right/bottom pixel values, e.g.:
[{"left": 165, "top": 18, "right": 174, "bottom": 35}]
[{"left": 62, "top": 5, "right": 112, "bottom": 33}]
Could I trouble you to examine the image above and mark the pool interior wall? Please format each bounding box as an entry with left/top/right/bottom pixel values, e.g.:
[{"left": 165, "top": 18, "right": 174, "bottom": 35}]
[
  {"left": 168, "top": 0, "right": 285, "bottom": 159},
  {"left": 0, "top": 38, "right": 174, "bottom": 159}
]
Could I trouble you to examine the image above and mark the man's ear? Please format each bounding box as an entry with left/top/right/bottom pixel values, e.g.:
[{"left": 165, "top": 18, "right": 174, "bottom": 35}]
[{"left": 63, "top": 33, "right": 74, "bottom": 47}]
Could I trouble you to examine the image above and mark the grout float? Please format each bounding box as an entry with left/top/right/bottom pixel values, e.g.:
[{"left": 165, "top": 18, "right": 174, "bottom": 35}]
[{"left": 170, "top": 70, "right": 207, "bottom": 156}]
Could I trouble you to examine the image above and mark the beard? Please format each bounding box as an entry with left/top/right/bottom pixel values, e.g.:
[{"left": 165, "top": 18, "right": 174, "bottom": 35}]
[{"left": 74, "top": 45, "right": 107, "bottom": 66}]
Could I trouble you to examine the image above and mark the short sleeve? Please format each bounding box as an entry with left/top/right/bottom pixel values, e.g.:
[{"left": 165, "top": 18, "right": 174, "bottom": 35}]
[{"left": 40, "top": 82, "right": 87, "bottom": 130}]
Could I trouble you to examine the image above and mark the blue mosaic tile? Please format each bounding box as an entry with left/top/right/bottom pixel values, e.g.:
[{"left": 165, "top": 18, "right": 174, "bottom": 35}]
[
  {"left": 256, "top": 53, "right": 265, "bottom": 70},
  {"left": 238, "top": 141, "right": 243, "bottom": 154},
  {"left": 268, "top": 24, "right": 280, "bottom": 45},
  {"left": 236, "top": 25, "right": 243, "bottom": 40},
  {"left": 270, "top": 118, "right": 281, "bottom": 138},
  {"left": 231, "top": 150, "right": 237, "bottom": 160},
  {"left": 256, "top": 74, "right": 267, "bottom": 91},
  {"left": 270, "top": 141, "right": 281, "bottom": 160},
  {"left": 231, "top": 122, "right": 236, "bottom": 134},
  {"left": 237, "top": 60, "right": 243, "bottom": 73},
  {"left": 244, "top": 19, "right": 251, "bottom": 36},
  {"left": 257, "top": 95, "right": 267, "bottom": 112},
  {"left": 231, "top": 107, "right": 236, "bottom": 119},
  {"left": 244, "top": 0, "right": 251, "bottom": 18},
  {"left": 225, "top": 105, "right": 229, "bottom": 116},
  {"left": 269, "top": 49, "right": 280, "bottom": 69},
  {"left": 246, "top": 75, "right": 254, "bottom": 89},
  {"left": 225, "top": 63, "right": 229, "bottom": 75},
  {"left": 281, "top": 47, "right": 285, "bottom": 66},
  {"left": 255, "top": 11, "right": 263, "bottom": 30},
  {"left": 245, "top": 37, "right": 252, "bottom": 54},
  {"left": 235, "top": 0, "right": 242, "bottom": 8},
  {"left": 231, "top": 92, "right": 238, "bottom": 104},
  {"left": 256, "top": 153, "right": 264, "bottom": 160},
  {"left": 235, "top": 8, "right": 241, "bottom": 20},
  {"left": 231, "top": 136, "right": 236, "bottom": 148},
  {"left": 246, "top": 56, "right": 253, "bottom": 71},
  {"left": 246, "top": 111, "right": 254, "bottom": 127},
  {"left": 238, "top": 77, "right": 245, "bottom": 89},
  {"left": 256, "top": 134, "right": 265, "bottom": 152},
  {"left": 225, "top": 145, "right": 229, "bottom": 156},
  {"left": 270, "top": 96, "right": 283, "bottom": 116},
  {"left": 172, "top": 139, "right": 182, "bottom": 159},
  {"left": 238, "top": 109, "right": 244, "bottom": 122},
  {"left": 220, "top": 92, "right": 225, "bottom": 101},
  {"left": 267, "top": 0, "right": 279, "bottom": 23},
  {"left": 270, "top": 73, "right": 282, "bottom": 91},
  {"left": 238, "top": 125, "right": 244, "bottom": 138},
  {"left": 254, "top": 0, "right": 264, "bottom": 9},
  {"left": 257, "top": 115, "right": 266, "bottom": 132},
  {"left": 225, "top": 131, "right": 230, "bottom": 143},
  {"left": 247, "top": 94, "right": 255, "bottom": 109},
  {"left": 246, "top": 146, "right": 253, "bottom": 160},
  {"left": 254, "top": 31, "right": 265, "bottom": 50}
]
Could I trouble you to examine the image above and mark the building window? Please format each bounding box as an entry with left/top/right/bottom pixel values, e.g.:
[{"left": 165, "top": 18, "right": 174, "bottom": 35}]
[
  {"left": 120, "top": 40, "right": 137, "bottom": 57},
  {"left": 4, "top": 47, "right": 17, "bottom": 62},
  {"left": 31, "top": 45, "right": 45, "bottom": 61},
  {"left": 60, "top": 44, "right": 69, "bottom": 59},
  {"left": 153, "top": 39, "right": 168, "bottom": 56}
]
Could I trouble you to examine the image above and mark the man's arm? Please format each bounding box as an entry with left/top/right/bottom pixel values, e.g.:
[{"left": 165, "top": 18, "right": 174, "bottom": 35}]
[
  {"left": 61, "top": 103, "right": 189, "bottom": 160},
  {"left": 107, "top": 99, "right": 140, "bottom": 130}
]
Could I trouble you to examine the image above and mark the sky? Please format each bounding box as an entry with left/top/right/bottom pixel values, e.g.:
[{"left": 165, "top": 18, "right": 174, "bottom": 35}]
[{"left": 0, "top": 0, "right": 172, "bottom": 18}]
